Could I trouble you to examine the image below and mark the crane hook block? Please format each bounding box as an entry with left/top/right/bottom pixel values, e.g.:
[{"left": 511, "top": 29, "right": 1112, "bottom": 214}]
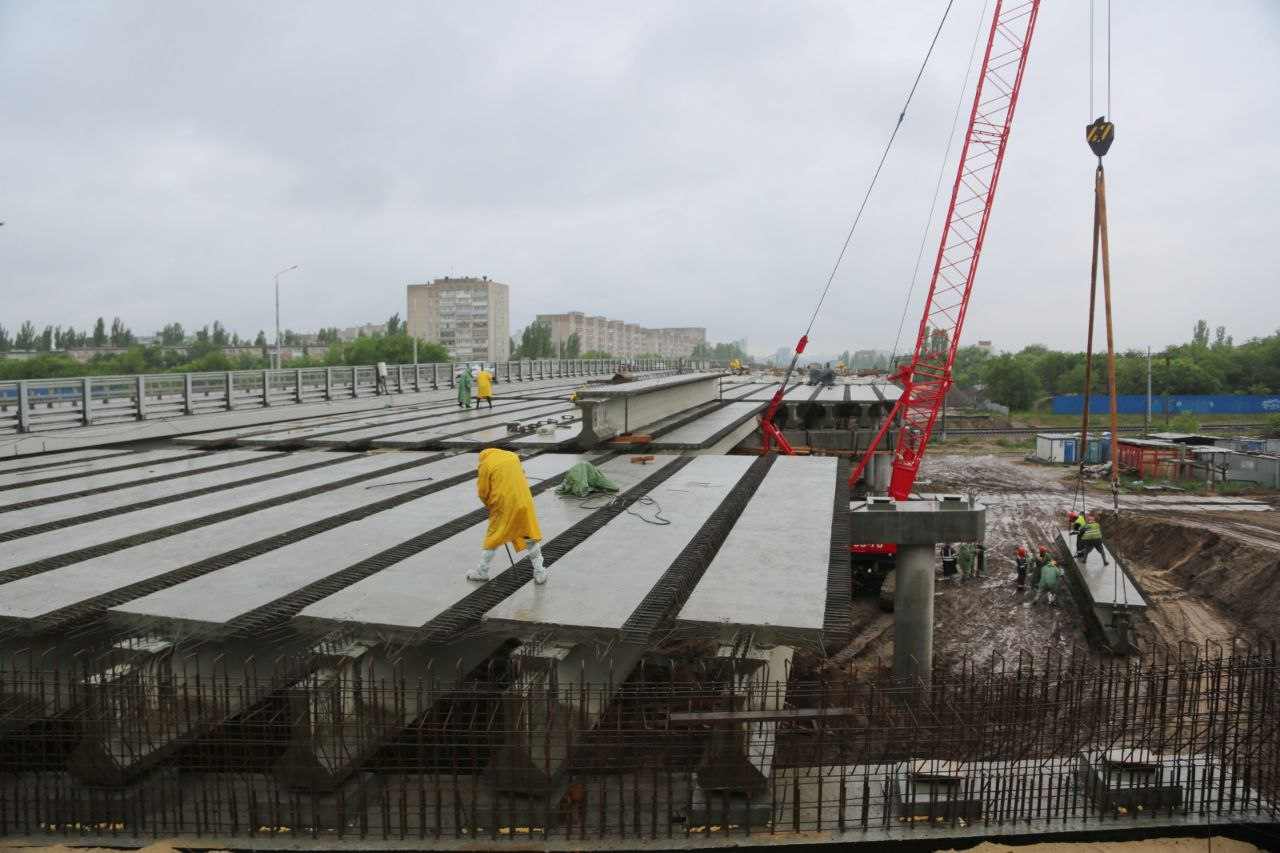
[{"left": 1086, "top": 116, "right": 1115, "bottom": 158}]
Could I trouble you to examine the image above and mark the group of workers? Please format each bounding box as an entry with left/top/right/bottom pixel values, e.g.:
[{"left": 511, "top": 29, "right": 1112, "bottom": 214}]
[
  {"left": 937, "top": 512, "right": 1108, "bottom": 607},
  {"left": 454, "top": 366, "right": 494, "bottom": 409}
]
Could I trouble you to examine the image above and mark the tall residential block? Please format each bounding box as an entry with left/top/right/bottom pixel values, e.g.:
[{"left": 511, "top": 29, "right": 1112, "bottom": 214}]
[
  {"left": 535, "top": 311, "right": 705, "bottom": 359},
  {"left": 406, "top": 276, "right": 510, "bottom": 362}
]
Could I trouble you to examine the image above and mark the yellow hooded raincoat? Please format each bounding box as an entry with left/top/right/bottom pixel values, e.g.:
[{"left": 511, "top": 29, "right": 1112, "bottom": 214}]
[
  {"left": 476, "top": 369, "right": 493, "bottom": 399},
  {"left": 477, "top": 448, "right": 542, "bottom": 551}
]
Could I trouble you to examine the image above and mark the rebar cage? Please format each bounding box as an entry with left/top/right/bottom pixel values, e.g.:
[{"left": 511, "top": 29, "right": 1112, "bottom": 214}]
[{"left": 1, "top": 639, "right": 1277, "bottom": 845}]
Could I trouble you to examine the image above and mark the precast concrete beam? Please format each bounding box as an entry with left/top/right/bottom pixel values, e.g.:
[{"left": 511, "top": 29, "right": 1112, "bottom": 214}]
[
  {"left": 892, "top": 544, "right": 935, "bottom": 690},
  {"left": 488, "top": 640, "right": 645, "bottom": 796},
  {"left": 572, "top": 372, "right": 724, "bottom": 448},
  {"left": 696, "top": 643, "right": 793, "bottom": 797},
  {"left": 276, "top": 635, "right": 505, "bottom": 790}
]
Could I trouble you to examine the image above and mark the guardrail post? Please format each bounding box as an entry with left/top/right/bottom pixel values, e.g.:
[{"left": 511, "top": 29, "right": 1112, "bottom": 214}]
[
  {"left": 82, "top": 377, "right": 93, "bottom": 425},
  {"left": 350, "top": 367, "right": 359, "bottom": 398},
  {"left": 262, "top": 370, "right": 271, "bottom": 406},
  {"left": 431, "top": 363, "right": 439, "bottom": 389},
  {"left": 225, "top": 372, "right": 234, "bottom": 410},
  {"left": 324, "top": 367, "right": 333, "bottom": 401},
  {"left": 449, "top": 363, "right": 456, "bottom": 389},
  {"left": 413, "top": 365, "right": 421, "bottom": 393},
  {"left": 16, "top": 380, "right": 30, "bottom": 432},
  {"left": 295, "top": 368, "right": 304, "bottom": 403},
  {"left": 183, "top": 373, "right": 194, "bottom": 415},
  {"left": 135, "top": 375, "right": 147, "bottom": 420},
  {"left": 396, "top": 365, "right": 404, "bottom": 394}
]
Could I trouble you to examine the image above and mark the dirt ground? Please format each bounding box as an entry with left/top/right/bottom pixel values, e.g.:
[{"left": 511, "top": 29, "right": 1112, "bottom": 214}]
[{"left": 835, "top": 453, "right": 1279, "bottom": 674}]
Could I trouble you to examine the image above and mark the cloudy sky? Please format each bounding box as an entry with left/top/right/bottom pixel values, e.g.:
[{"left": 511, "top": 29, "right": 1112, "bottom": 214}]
[{"left": 3, "top": 1, "right": 1277, "bottom": 357}]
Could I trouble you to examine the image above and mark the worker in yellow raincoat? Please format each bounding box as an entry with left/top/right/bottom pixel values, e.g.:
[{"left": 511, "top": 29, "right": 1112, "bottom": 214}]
[
  {"left": 475, "top": 367, "right": 494, "bottom": 409},
  {"left": 467, "top": 448, "right": 548, "bottom": 584}
]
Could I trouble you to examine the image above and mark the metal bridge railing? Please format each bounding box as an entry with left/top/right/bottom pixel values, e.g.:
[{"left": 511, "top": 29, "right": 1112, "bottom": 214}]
[{"left": 0, "top": 359, "right": 709, "bottom": 436}]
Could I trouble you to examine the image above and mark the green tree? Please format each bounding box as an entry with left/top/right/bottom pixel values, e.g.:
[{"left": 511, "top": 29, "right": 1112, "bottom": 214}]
[
  {"left": 109, "top": 316, "right": 133, "bottom": 346},
  {"left": 386, "top": 313, "right": 402, "bottom": 336},
  {"left": 15, "top": 321, "right": 37, "bottom": 350},
  {"left": 37, "top": 326, "right": 54, "bottom": 351},
  {"left": 982, "top": 353, "right": 1041, "bottom": 409},
  {"left": 518, "top": 322, "right": 554, "bottom": 358},
  {"left": 580, "top": 350, "right": 612, "bottom": 359},
  {"left": 0, "top": 325, "right": 11, "bottom": 351},
  {"left": 211, "top": 321, "right": 229, "bottom": 346},
  {"left": 1191, "top": 319, "right": 1210, "bottom": 349},
  {"left": 92, "top": 317, "right": 107, "bottom": 346},
  {"left": 159, "top": 323, "right": 185, "bottom": 345},
  {"left": 563, "top": 332, "right": 581, "bottom": 359},
  {"left": 1169, "top": 412, "right": 1201, "bottom": 433}
]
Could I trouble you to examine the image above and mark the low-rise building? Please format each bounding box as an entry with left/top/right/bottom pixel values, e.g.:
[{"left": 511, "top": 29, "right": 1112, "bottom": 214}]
[{"left": 534, "top": 312, "right": 704, "bottom": 359}]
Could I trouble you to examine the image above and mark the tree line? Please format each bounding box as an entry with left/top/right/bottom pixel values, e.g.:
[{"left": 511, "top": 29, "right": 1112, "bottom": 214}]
[
  {"left": 955, "top": 320, "right": 1280, "bottom": 411},
  {"left": 0, "top": 313, "right": 450, "bottom": 381}
]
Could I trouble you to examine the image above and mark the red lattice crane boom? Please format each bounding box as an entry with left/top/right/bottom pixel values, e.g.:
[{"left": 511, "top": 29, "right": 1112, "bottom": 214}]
[{"left": 850, "top": 0, "right": 1042, "bottom": 499}]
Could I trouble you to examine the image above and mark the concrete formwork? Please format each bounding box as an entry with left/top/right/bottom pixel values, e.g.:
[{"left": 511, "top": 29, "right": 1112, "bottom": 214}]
[
  {"left": 370, "top": 405, "right": 572, "bottom": 450},
  {"left": 0, "top": 447, "right": 134, "bottom": 477},
  {"left": 649, "top": 401, "right": 765, "bottom": 450},
  {"left": 0, "top": 449, "right": 233, "bottom": 504},
  {"left": 301, "top": 400, "right": 569, "bottom": 448}
]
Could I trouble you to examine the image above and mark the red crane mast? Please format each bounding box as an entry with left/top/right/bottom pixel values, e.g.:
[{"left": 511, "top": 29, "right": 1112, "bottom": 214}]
[{"left": 850, "top": 0, "right": 1042, "bottom": 499}]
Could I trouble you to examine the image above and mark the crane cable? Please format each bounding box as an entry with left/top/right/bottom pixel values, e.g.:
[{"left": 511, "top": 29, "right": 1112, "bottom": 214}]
[
  {"left": 889, "top": 0, "right": 992, "bottom": 367},
  {"left": 800, "top": 0, "right": 958, "bottom": 344}
]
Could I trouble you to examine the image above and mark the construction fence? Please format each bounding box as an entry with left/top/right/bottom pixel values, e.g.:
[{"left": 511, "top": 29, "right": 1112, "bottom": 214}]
[{"left": 1, "top": 640, "right": 1277, "bottom": 844}]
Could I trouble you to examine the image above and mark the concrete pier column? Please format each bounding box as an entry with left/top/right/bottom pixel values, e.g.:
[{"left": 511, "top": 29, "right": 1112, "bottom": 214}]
[{"left": 893, "top": 544, "right": 935, "bottom": 689}]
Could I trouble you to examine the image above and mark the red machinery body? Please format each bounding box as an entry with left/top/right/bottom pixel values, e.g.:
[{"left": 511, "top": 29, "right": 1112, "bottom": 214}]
[{"left": 850, "top": 0, "right": 1042, "bottom": 500}]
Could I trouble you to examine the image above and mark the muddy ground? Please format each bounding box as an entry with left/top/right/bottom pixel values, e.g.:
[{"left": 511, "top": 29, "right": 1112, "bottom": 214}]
[{"left": 824, "top": 453, "right": 1279, "bottom": 677}]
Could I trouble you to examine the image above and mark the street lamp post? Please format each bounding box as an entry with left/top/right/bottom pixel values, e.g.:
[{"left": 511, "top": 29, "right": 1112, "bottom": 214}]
[{"left": 274, "top": 265, "right": 299, "bottom": 370}]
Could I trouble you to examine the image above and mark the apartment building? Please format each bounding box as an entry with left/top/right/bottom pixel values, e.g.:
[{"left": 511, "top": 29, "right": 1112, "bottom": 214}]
[
  {"left": 535, "top": 312, "right": 705, "bottom": 359},
  {"left": 406, "top": 276, "right": 510, "bottom": 361}
]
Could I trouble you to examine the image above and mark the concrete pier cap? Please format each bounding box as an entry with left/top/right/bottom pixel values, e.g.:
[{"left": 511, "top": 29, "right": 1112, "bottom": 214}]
[{"left": 849, "top": 494, "right": 986, "bottom": 693}]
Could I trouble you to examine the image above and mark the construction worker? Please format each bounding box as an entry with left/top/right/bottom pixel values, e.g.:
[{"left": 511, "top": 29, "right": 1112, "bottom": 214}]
[
  {"left": 1033, "top": 558, "right": 1061, "bottom": 606},
  {"left": 1077, "top": 513, "right": 1109, "bottom": 565},
  {"left": 476, "top": 366, "right": 494, "bottom": 409},
  {"left": 940, "top": 542, "right": 958, "bottom": 580},
  {"left": 1032, "top": 545, "right": 1051, "bottom": 588},
  {"left": 456, "top": 368, "right": 472, "bottom": 409},
  {"left": 467, "top": 448, "right": 549, "bottom": 584},
  {"left": 957, "top": 542, "right": 976, "bottom": 581},
  {"left": 1070, "top": 511, "right": 1087, "bottom": 542},
  {"left": 1014, "top": 546, "right": 1029, "bottom": 592}
]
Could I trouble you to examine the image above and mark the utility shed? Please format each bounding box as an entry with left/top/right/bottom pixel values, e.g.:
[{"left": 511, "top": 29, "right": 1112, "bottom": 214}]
[
  {"left": 1224, "top": 453, "right": 1280, "bottom": 487},
  {"left": 676, "top": 456, "right": 839, "bottom": 643},
  {"left": 1116, "top": 438, "right": 1183, "bottom": 479},
  {"left": 1035, "top": 433, "right": 1079, "bottom": 464}
]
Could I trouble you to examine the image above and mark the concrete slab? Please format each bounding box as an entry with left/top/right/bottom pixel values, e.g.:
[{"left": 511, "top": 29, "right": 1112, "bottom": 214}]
[
  {"left": 811, "top": 386, "right": 847, "bottom": 403},
  {"left": 295, "top": 455, "right": 680, "bottom": 633},
  {"left": 743, "top": 384, "right": 801, "bottom": 401},
  {"left": 0, "top": 447, "right": 134, "bottom": 476},
  {"left": 173, "top": 406, "right": 427, "bottom": 448},
  {"left": 879, "top": 383, "right": 903, "bottom": 402},
  {"left": 1057, "top": 529, "right": 1145, "bottom": 608},
  {"left": 720, "top": 382, "right": 774, "bottom": 401},
  {"left": 508, "top": 417, "right": 584, "bottom": 448},
  {"left": 235, "top": 405, "right": 460, "bottom": 447},
  {"left": 0, "top": 449, "right": 269, "bottom": 506},
  {"left": 677, "top": 456, "right": 838, "bottom": 638},
  {"left": 110, "top": 457, "right": 584, "bottom": 632},
  {"left": 650, "top": 401, "right": 765, "bottom": 449},
  {"left": 0, "top": 447, "right": 197, "bottom": 487},
  {"left": 0, "top": 451, "right": 327, "bottom": 535},
  {"left": 299, "top": 399, "right": 566, "bottom": 448},
  {"left": 848, "top": 385, "right": 883, "bottom": 403},
  {"left": 0, "top": 454, "right": 481, "bottom": 627},
  {"left": 485, "top": 455, "right": 754, "bottom": 633},
  {"left": 0, "top": 452, "right": 413, "bottom": 576},
  {"left": 371, "top": 402, "right": 570, "bottom": 448}
]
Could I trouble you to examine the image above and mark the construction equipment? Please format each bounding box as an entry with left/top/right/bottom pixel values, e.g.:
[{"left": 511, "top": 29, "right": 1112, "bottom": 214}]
[{"left": 849, "top": 0, "right": 1042, "bottom": 499}]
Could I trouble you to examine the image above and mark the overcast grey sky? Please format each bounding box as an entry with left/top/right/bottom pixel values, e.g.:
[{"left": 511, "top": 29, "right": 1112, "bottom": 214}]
[{"left": 3, "top": 1, "right": 1277, "bottom": 357}]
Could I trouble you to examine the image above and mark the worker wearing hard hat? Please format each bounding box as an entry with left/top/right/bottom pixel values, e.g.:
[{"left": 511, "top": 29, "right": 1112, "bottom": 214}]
[
  {"left": 476, "top": 367, "right": 494, "bottom": 409},
  {"left": 1077, "top": 514, "right": 1109, "bottom": 565},
  {"left": 468, "top": 448, "right": 549, "bottom": 584},
  {"left": 1014, "top": 546, "right": 1029, "bottom": 592}
]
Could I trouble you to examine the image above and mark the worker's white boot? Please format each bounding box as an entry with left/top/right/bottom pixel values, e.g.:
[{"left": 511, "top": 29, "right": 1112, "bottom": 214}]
[
  {"left": 530, "top": 541, "right": 548, "bottom": 585},
  {"left": 468, "top": 548, "right": 496, "bottom": 582}
]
